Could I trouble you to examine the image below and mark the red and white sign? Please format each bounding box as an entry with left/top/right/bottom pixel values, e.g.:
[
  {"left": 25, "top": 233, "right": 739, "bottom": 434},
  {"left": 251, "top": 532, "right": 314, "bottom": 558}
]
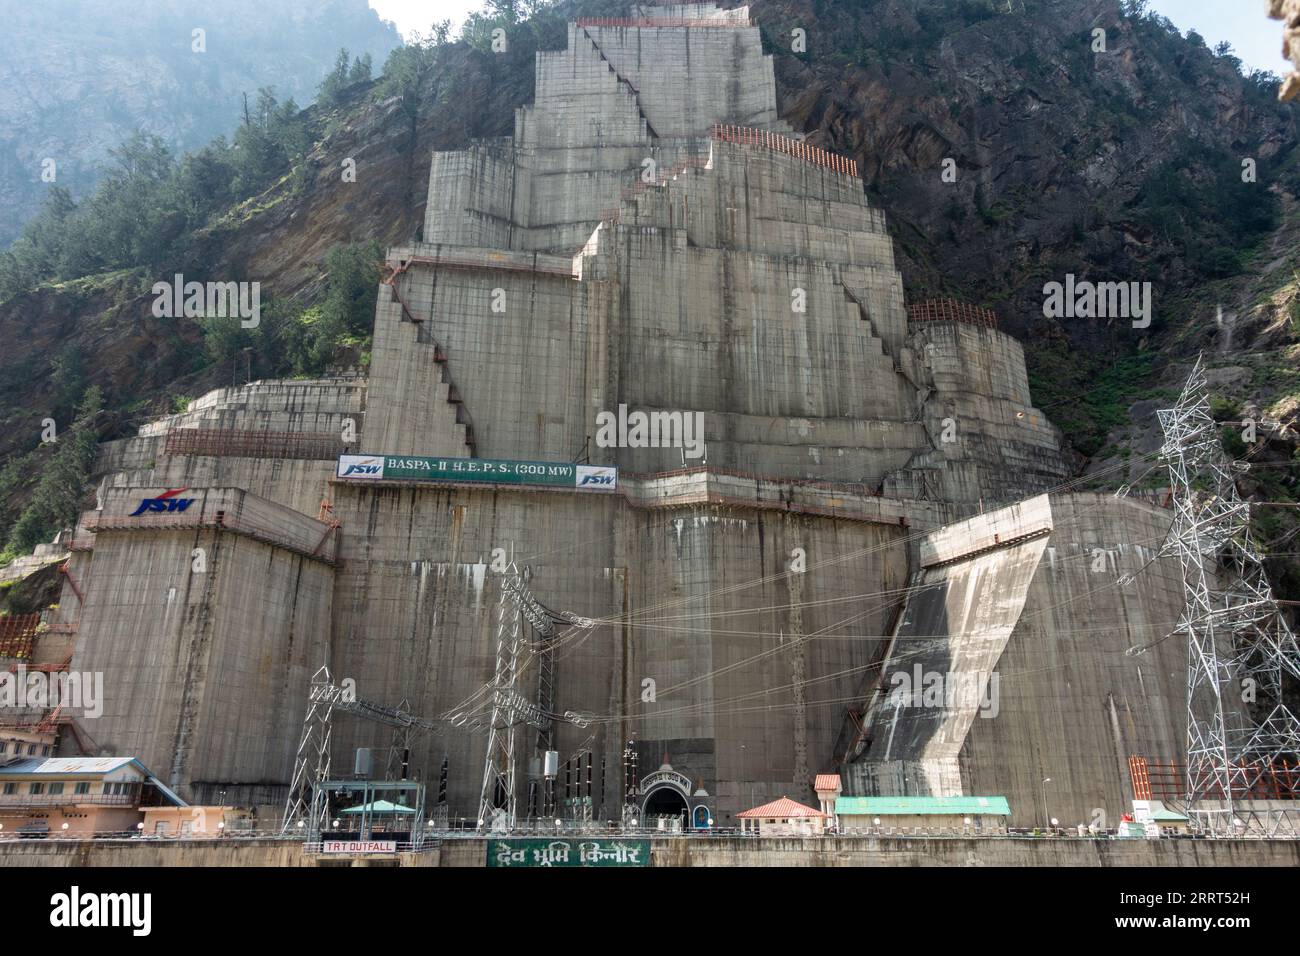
[{"left": 321, "top": 840, "right": 397, "bottom": 854}]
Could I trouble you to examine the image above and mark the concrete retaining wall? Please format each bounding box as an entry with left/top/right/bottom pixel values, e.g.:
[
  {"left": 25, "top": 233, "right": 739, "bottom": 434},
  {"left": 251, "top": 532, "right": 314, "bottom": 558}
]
[{"left": 5, "top": 836, "right": 1296, "bottom": 868}]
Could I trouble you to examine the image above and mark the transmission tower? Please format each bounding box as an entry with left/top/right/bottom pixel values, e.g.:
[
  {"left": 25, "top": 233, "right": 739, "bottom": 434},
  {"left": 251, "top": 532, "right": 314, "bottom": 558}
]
[
  {"left": 476, "top": 572, "right": 526, "bottom": 831},
  {"left": 475, "top": 565, "right": 594, "bottom": 832},
  {"left": 1158, "top": 356, "right": 1300, "bottom": 831},
  {"left": 281, "top": 666, "right": 337, "bottom": 836},
  {"left": 281, "top": 668, "right": 459, "bottom": 835}
]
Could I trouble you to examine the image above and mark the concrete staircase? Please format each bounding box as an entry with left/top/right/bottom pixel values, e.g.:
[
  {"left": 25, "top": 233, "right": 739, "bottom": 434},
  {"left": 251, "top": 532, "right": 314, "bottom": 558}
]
[
  {"left": 579, "top": 26, "right": 658, "bottom": 139},
  {"left": 384, "top": 280, "right": 477, "bottom": 455}
]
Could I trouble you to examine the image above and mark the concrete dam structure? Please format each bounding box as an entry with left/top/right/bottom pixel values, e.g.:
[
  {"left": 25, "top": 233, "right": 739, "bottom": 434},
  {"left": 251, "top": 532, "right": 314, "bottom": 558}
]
[{"left": 29, "top": 4, "right": 1213, "bottom": 829}]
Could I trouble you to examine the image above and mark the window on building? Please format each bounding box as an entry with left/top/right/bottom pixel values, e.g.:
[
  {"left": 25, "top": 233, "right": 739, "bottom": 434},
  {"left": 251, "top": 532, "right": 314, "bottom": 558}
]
[
  {"left": 74, "top": 782, "right": 89, "bottom": 795},
  {"left": 0, "top": 742, "right": 7, "bottom": 754},
  {"left": 48, "top": 783, "right": 64, "bottom": 795},
  {"left": 2, "top": 783, "right": 14, "bottom": 795},
  {"left": 41, "top": 745, "right": 50, "bottom": 756},
  {"left": 30, "top": 782, "right": 45, "bottom": 794},
  {"left": 27, "top": 744, "right": 38, "bottom": 755},
  {"left": 154, "top": 822, "right": 168, "bottom": 835}
]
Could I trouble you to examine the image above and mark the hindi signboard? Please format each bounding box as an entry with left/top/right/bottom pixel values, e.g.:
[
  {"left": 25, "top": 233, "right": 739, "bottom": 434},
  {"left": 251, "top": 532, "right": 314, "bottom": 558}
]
[
  {"left": 486, "top": 838, "right": 650, "bottom": 868},
  {"left": 337, "top": 455, "right": 617, "bottom": 493}
]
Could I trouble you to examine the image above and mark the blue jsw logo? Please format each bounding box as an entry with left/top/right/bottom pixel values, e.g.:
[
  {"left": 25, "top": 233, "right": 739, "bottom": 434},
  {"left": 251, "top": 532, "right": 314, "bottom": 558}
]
[
  {"left": 343, "top": 462, "right": 382, "bottom": 476},
  {"left": 129, "top": 488, "right": 196, "bottom": 517},
  {"left": 580, "top": 473, "right": 615, "bottom": 486}
]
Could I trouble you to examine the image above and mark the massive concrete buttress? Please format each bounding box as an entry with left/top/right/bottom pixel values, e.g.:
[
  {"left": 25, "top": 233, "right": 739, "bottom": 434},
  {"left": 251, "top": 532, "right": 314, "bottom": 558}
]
[{"left": 26, "top": 6, "right": 1196, "bottom": 829}]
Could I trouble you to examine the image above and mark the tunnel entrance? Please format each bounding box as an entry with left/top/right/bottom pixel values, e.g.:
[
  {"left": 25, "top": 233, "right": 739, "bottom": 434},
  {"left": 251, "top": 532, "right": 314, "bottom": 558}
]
[{"left": 642, "top": 786, "right": 689, "bottom": 829}]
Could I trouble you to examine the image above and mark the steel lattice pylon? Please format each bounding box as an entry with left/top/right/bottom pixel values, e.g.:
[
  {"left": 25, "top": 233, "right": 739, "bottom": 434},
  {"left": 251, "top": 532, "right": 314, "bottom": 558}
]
[
  {"left": 281, "top": 667, "right": 458, "bottom": 836},
  {"left": 476, "top": 570, "right": 526, "bottom": 831},
  {"left": 281, "top": 666, "right": 337, "bottom": 836},
  {"left": 1158, "top": 356, "right": 1300, "bottom": 831},
  {"left": 474, "top": 565, "right": 594, "bottom": 832}
]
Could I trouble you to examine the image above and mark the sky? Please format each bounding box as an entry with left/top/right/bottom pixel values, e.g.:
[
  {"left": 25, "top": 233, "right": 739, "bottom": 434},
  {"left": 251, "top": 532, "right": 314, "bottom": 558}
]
[
  {"left": 1149, "top": 0, "right": 1288, "bottom": 74},
  {"left": 369, "top": 0, "right": 482, "bottom": 39},
  {"left": 368, "top": 0, "right": 1289, "bottom": 75}
]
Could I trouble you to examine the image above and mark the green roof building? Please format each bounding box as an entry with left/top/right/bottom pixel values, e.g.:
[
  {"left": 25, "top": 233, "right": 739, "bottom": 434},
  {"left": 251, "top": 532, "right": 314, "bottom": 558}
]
[{"left": 834, "top": 796, "right": 1011, "bottom": 831}]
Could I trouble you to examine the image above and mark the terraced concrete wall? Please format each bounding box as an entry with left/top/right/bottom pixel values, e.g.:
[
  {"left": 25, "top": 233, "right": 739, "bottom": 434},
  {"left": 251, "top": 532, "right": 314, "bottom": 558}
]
[
  {"left": 101, "top": 459, "right": 339, "bottom": 519},
  {"left": 364, "top": 262, "right": 590, "bottom": 459},
  {"left": 884, "top": 323, "right": 1071, "bottom": 504},
  {"left": 424, "top": 142, "right": 516, "bottom": 248},
  {"left": 95, "top": 377, "right": 364, "bottom": 512},
  {"left": 581, "top": 20, "right": 779, "bottom": 135},
  {"left": 848, "top": 495, "right": 1213, "bottom": 828},
  {"left": 323, "top": 480, "right": 909, "bottom": 821},
  {"left": 67, "top": 489, "right": 334, "bottom": 804}
]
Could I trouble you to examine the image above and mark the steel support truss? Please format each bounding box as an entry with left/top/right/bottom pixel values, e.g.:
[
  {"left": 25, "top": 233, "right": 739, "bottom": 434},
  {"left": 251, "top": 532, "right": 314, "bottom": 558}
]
[
  {"left": 281, "top": 667, "right": 454, "bottom": 837},
  {"left": 1158, "top": 356, "right": 1300, "bottom": 832},
  {"left": 474, "top": 565, "right": 593, "bottom": 832}
]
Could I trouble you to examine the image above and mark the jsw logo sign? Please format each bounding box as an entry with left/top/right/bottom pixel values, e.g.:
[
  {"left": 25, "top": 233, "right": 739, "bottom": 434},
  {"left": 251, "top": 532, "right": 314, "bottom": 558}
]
[
  {"left": 575, "top": 466, "right": 617, "bottom": 491},
  {"left": 129, "top": 488, "right": 196, "bottom": 517},
  {"left": 337, "top": 456, "right": 384, "bottom": 479}
]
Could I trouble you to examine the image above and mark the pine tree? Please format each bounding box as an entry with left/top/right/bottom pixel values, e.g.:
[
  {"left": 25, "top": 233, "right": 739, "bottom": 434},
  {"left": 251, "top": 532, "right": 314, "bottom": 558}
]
[
  {"left": 317, "top": 48, "right": 352, "bottom": 105},
  {"left": 348, "top": 52, "right": 372, "bottom": 85},
  {"left": 6, "top": 385, "right": 102, "bottom": 554}
]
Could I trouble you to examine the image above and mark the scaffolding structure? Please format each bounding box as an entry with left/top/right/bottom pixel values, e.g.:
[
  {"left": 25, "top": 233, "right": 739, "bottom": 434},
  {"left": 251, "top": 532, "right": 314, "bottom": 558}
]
[
  {"left": 164, "top": 428, "right": 344, "bottom": 461},
  {"left": 0, "top": 613, "right": 40, "bottom": 660},
  {"left": 906, "top": 299, "right": 998, "bottom": 330},
  {"left": 1157, "top": 356, "right": 1300, "bottom": 832}
]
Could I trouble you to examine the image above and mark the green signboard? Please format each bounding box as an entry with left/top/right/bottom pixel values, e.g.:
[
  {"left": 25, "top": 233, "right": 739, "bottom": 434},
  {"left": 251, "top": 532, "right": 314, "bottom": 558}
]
[
  {"left": 337, "top": 455, "right": 617, "bottom": 492},
  {"left": 487, "top": 838, "right": 650, "bottom": 868}
]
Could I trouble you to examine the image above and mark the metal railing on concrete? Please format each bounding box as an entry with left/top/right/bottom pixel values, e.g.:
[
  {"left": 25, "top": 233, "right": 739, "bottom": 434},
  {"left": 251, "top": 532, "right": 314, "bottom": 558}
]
[
  {"left": 906, "top": 298, "right": 998, "bottom": 330},
  {"left": 712, "top": 124, "right": 859, "bottom": 178},
  {"left": 0, "top": 826, "right": 1285, "bottom": 842},
  {"left": 577, "top": 17, "right": 753, "bottom": 28}
]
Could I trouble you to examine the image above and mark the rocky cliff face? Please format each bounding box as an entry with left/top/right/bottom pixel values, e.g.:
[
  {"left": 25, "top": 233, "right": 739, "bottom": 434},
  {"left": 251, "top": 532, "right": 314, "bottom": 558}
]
[
  {"left": 762, "top": 0, "right": 1296, "bottom": 447},
  {"left": 0, "top": 0, "right": 400, "bottom": 245}
]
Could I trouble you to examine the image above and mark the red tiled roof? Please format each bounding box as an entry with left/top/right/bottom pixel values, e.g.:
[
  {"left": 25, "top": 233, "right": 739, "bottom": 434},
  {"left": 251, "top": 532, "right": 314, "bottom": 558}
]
[
  {"left": 813, "top": 774, "right": 841, "bottom": 791},
  {"left": 737, "top": 796, "right": 826, "bottom": 819}
]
